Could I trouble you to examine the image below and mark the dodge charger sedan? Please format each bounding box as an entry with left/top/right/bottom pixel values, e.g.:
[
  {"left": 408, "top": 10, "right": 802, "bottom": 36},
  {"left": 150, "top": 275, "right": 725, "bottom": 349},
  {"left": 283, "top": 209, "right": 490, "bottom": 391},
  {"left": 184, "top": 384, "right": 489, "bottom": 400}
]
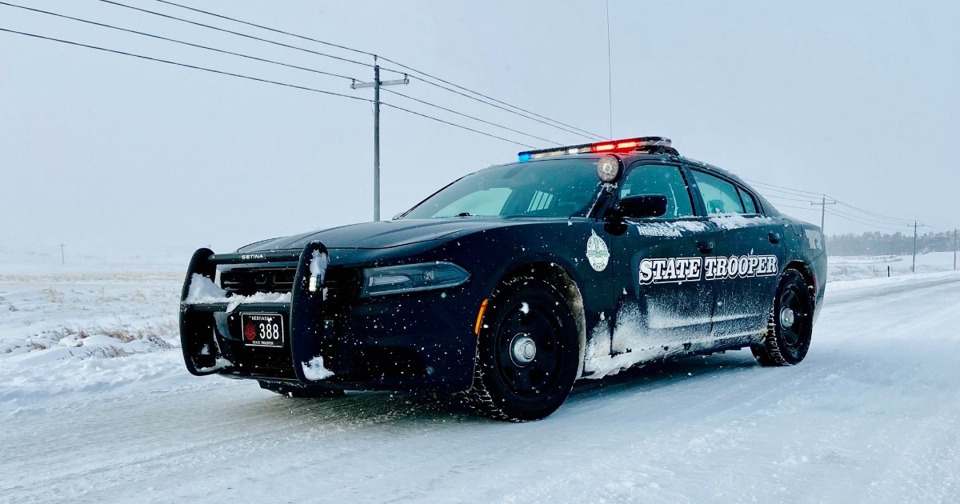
[{"left": 180, "top": 137, "right": 826, "bottom": 421}]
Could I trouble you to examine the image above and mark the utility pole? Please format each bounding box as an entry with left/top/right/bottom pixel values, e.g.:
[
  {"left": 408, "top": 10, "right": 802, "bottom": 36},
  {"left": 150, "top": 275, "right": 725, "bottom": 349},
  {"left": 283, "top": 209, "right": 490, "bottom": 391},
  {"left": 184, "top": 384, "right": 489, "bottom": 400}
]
[
  {"left": 351, "top": 56, "right": 408, "bottom": 221},
  {"left": 911, "top": 221, "right": 918, "bottom": 273},
  {"left": 59, "top": 244, "right": 65, "bottom": 265},
  {"left": 954, "top": 229, "right": 957, "bottom": 271},
  {"left": 810, "top": 195, "right": 836, "bottom": 231}
]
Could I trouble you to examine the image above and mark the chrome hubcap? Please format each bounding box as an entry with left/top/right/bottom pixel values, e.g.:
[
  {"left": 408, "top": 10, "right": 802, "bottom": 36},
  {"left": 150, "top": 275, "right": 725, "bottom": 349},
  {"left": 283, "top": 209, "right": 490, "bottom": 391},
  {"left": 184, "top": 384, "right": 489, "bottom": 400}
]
[
  {"left": 510, "top": 334, "right": 537, "bottom": 365},
  {"left": 780, "top": 306, "right": 796, "bottom": 328}
]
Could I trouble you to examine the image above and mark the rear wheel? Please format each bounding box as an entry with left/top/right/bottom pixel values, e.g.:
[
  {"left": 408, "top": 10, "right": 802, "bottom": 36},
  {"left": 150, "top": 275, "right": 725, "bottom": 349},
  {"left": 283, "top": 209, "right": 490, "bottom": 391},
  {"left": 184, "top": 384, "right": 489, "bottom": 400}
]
[
  {"left": 752, "top": 269, "right": 814, "bottom": 366},
  {"left": 258, "top": 380, "right": 345, "bottom": 398},
  {"left": 466, "top": 276, "right": 579, "bottom": 421}
]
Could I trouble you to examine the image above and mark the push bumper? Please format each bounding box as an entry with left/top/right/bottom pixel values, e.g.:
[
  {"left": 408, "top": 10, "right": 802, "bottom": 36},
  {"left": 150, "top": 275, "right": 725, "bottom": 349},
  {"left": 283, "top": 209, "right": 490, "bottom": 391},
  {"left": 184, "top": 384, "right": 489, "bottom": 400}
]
[{"left": 179, "top": 242, "right": 478, "bottom": 393}]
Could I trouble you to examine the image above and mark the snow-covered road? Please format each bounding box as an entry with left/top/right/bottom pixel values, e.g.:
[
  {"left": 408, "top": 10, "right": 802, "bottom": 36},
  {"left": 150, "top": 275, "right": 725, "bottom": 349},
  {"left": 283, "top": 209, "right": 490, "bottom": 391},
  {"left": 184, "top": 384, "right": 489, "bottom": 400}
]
[{"left": 3, "top": 271, "right": 960, "bottom": 503}]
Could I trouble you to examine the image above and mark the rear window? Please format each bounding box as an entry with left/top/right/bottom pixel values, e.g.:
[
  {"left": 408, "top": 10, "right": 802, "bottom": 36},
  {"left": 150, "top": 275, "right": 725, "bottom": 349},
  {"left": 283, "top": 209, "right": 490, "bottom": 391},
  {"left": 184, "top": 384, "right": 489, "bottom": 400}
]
[
  {"left": 738, "top": 187, "right": 758, "bottom": 214},
  {"left": 691, "top": 170, "right": 746, "bottom": 215}
]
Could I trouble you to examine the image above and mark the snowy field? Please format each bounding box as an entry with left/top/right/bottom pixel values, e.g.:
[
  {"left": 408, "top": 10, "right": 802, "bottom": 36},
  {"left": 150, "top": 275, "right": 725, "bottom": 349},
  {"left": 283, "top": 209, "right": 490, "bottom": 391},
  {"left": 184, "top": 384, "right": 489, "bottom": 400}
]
[
  {"left": 828, "top": 250, "right": 957, "bottom": 281},
  {"left": 1, "top": 251, "right": 959, "bottom": 503}
]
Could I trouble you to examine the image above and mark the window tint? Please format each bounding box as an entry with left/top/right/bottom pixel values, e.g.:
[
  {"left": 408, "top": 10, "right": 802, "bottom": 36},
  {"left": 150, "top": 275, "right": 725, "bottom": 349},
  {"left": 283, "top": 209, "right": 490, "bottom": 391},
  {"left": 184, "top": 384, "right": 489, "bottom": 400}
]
[
  {"left": 619, "top": 164, "right": 694, "bottom": 219},
  {"left": 738, "top": 187, "right": 758, "bottom": 214},
  {"left": 691, "top": 170, "right": 745, "bottom": 215}
]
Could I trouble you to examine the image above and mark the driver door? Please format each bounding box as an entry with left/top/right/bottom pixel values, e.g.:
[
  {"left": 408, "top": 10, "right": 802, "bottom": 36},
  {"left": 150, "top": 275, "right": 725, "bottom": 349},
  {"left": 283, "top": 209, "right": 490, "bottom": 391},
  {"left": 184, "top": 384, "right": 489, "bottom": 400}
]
[{"left": 606, "top": 162, "right": 717, "bottom": 356}]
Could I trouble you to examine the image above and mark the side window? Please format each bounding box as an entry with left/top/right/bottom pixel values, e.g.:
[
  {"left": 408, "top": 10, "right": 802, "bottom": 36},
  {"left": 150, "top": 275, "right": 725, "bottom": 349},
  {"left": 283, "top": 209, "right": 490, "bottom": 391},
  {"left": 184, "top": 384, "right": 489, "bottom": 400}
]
[
  {"left": 738, "top": 187, "right": 758, "bottom": 214},
  {"left": 619, "top": 164, "right": 695, "bottom": 219},
  {"left": 691, "top": 170, "right": 745, "bottom": 215}
]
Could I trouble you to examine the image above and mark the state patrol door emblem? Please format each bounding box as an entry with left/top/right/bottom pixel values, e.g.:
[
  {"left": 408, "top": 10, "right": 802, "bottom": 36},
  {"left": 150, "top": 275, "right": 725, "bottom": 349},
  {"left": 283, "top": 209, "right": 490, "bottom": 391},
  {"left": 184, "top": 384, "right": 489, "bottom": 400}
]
[{"left": 586, "top": 230, "right": 610, "bottom": 272}]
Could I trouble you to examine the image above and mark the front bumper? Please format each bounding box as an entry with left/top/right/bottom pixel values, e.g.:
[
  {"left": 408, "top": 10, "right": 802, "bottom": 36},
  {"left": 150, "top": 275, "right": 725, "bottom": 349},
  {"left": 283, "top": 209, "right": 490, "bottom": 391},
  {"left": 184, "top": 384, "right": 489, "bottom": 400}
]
[{"left": 179, "top": 243, "right": 479, "bottom": 393}]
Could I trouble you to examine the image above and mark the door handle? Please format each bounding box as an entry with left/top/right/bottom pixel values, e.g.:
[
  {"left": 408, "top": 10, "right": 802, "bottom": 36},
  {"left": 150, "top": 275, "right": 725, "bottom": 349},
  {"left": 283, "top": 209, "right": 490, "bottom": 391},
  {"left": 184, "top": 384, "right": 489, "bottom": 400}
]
[
  {"left": 768, "top": 232, "right": 781, "bottom": 244},
  {"left": 696, "top": 240, "right": 715, "bottom": 254}
]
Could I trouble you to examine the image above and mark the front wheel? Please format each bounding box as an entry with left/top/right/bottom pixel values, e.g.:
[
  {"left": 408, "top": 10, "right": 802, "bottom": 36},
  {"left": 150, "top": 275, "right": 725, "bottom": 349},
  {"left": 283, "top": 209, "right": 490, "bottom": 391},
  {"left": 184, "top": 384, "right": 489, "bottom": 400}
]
[
  {"left": 466, "top": 276, "right": 580, "bottom": 421},
  {"left": 752, "top": 269, "right": 814, "bottom": 366}
]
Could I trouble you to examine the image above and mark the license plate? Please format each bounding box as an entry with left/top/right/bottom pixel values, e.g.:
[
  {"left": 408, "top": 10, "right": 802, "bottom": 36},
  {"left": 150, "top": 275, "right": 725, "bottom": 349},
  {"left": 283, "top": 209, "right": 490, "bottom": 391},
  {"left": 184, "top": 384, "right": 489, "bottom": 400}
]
[{"left": 240, "top": 313, "right": 285, "bottom": 348}]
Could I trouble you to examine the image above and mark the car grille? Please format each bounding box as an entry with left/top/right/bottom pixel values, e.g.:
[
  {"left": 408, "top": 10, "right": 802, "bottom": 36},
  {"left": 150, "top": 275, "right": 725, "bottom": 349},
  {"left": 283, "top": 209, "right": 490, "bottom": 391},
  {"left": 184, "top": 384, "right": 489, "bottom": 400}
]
[
  {"left": 220, "top": 267, "right": 295, "bottom": 295},
  {"left": 220, "top": 265, "right": 359, "bottom": 299}
]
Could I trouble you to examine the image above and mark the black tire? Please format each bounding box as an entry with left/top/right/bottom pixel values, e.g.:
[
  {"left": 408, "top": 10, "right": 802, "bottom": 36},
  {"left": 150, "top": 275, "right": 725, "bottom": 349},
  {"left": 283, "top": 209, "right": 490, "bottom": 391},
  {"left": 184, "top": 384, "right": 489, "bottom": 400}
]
[
  {"left": 258, "top": 379, "right": 346, "bottom": 399},
  {"left": 466, "top": 276, "right": 580, "bottom": 421},
  {"left": 752, "top": 269, "right": 814, "bottom": 366}
]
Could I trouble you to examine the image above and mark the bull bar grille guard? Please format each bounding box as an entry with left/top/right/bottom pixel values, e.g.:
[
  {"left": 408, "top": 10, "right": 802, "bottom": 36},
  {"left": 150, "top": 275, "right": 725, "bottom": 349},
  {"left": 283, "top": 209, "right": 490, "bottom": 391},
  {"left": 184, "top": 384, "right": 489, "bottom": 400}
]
[{"left": 179, "top": 241, "right": 330, "bottom": 383}]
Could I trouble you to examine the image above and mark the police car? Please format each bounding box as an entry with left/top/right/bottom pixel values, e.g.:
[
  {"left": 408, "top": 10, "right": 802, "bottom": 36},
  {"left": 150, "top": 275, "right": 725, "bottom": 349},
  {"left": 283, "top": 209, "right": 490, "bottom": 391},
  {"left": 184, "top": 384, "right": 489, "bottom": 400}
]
[{"left": 180, "top": 137, "right": 826, "bottom": 421}]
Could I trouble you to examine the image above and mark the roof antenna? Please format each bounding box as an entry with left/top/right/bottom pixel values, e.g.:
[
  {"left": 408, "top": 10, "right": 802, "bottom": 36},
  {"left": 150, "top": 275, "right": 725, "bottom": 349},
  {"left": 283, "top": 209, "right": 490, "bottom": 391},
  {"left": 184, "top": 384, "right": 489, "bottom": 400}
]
[{"left": 605, "top": 0, "right": 613, "bottom": 140}]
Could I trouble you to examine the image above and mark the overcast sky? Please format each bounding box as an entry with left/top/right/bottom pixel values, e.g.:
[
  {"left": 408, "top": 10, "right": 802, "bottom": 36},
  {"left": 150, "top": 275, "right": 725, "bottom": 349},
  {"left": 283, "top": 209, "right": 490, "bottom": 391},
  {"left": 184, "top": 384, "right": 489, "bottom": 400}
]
[{"left": 1, "top": 0, "right": 958, "bottom": 261}]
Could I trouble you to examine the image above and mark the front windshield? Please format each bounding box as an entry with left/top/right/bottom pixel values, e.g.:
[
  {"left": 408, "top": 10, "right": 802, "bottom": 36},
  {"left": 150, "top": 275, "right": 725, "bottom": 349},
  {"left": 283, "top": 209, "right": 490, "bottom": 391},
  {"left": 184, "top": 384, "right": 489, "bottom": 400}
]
[{"left": 402, "top": 158, "right": 603, "bottom": 219}]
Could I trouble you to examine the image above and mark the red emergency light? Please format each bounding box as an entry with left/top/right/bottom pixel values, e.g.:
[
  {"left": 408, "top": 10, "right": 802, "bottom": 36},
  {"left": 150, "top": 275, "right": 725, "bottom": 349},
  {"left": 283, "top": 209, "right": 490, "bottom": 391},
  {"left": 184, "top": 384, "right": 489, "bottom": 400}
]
[{"left": 518, "top": 136, "right": 673, "bottom": 161}]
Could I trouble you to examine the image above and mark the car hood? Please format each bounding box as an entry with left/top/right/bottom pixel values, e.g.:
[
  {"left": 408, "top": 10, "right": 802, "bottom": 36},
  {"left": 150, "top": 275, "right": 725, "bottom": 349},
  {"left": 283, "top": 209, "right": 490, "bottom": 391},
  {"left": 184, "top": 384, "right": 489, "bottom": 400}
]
[{"left": 237, "top": 218, "right": 514, "bottom": 252}]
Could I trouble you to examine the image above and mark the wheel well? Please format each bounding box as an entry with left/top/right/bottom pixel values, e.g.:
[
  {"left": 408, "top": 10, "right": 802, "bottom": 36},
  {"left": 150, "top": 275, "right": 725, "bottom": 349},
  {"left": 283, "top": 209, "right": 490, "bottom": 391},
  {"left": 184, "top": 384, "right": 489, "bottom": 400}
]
[
  {"left": 785, "top": 260, "right": 817, "bottom": 305},
  {"left": 499, "top": 262, "right": 587, "bottom": 379}
]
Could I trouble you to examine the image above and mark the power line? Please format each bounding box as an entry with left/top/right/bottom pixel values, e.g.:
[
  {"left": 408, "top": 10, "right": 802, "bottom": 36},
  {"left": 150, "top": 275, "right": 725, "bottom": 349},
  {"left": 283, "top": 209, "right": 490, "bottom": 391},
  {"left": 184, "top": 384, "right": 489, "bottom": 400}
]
[
  {"left": 772, "top": 203, "right": 820, "bottom": 212},
  {"left": 152, "top": 0, "right": 604, "bottom": 141},
  {"left": 380, "top": 102, "right": 535, "bottom": 149},
  {"left": 0, "top": 27, "right": 371, "bottom": 102},
  {"left": 96, "top": 0, "right": 385, "bottom": 70},
  {"left": 381, "top": 64, "right": 606, "bottom": 141},
  {"left": 5, "top": 2, "right": 542, "bottom": 150},
  {"left": 381, "top": 88, "right": 561, "bottom": 145},
  {"left": 745, "top": 178, "right": 827, "bottom": 199},
  {"left": 835, "top": 201, "right": 916, "bottom": 225},
  {"left": 828, "top": 207, "right": 914, "bottom": 228},
  {"left": 156, "top": 0, "right": 376, "bottom": 58},
  {"left": 388, "top": 73, "right": 601, "bottom": 142},
  {"left": 824, "top": 209, "right": 907, "bottom": 232},
  {"left": 2, "top": 27, "right": 534, "bottom": 149},
  {"left": 0, "top": 1, "right": 360, "bottom": 81},
  {"left": 762, "top": 192, "right": 819, "bottom": 204}
]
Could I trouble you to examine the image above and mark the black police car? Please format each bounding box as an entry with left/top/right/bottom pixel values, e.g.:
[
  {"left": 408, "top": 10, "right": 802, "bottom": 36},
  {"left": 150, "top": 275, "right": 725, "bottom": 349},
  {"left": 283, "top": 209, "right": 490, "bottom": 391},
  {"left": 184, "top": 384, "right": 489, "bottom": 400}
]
[{"left": 180, "top": 137, "right": 826, "bottom": 421}]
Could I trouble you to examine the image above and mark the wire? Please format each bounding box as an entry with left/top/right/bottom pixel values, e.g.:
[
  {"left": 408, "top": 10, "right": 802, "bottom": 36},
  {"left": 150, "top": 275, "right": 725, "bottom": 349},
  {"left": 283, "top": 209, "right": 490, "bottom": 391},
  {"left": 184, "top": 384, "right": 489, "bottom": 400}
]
[
  {"left": 96, "top": 0, "right": 381, "bottom": 70},
  {"left": 0, "top": 27, "right": 539, "bottom": 148},
  {"left": 386, "top": 73, "right": 600, "bottom": 142},
  {"left": 772, "top": 203, "right": 820, "bottom": 212},
  {"left": 761, "top": 193, "right": 819, "bottom": 204},
  {"left": 383, "top": 65, "right": 606, "bottom": 141},
  {"left": 380, "top": 102, "right": 535, "bottom": 148},
  {"left": 150, "top": 0, "right": 604, "bottom": 141},
  {"left": 744, "top": 178, "right": 827, "bottom": 198},
  {"left": 0, "top": 27, "right": 371, "bottom": 102},
  {"left": 155, "top": 0, "right": 376, "bottom": 58},
  {"left": 824, "top": 209, "right": 907, "bottom": 232},
  {"left": 835, "top": 201, "right": 916, "bottom": 225},
  {"left": 828, "top": 207, "right": 916, "bottom": 228},
  {"left": 381, "top": 88, "right": 561, "bottom": 146},
  {"left": 0, "top": 1, "right": 360, "bottom": 81}
]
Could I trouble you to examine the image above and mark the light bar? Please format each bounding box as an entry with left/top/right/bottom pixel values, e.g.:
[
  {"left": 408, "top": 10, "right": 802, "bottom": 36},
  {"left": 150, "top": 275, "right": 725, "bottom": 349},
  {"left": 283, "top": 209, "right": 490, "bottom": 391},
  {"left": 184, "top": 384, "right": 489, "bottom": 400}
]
[{"left": 518, "top": 136, "right": 673, "bottom": 161}]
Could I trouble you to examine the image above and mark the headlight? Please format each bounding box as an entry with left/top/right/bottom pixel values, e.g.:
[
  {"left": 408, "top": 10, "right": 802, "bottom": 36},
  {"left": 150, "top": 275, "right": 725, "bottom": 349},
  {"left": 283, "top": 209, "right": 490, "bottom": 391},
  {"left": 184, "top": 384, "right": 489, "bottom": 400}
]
[{"left": 361, "top": 262, "right": 470, "bottom": 297}]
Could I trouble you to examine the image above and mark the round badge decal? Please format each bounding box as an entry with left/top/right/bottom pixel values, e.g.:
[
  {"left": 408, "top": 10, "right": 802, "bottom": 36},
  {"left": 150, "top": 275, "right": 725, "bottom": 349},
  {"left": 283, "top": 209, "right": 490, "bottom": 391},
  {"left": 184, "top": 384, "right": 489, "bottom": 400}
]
[{"left": 586, "top": 230, "right": 610, "bottom": 272}]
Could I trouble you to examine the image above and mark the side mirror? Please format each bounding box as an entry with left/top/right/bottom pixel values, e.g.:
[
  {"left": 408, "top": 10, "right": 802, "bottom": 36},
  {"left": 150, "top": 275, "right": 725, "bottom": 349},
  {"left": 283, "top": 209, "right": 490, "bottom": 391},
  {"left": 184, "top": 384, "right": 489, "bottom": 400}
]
[{"left": 615, "top": 195, "right": 668, "bottom": 219}]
